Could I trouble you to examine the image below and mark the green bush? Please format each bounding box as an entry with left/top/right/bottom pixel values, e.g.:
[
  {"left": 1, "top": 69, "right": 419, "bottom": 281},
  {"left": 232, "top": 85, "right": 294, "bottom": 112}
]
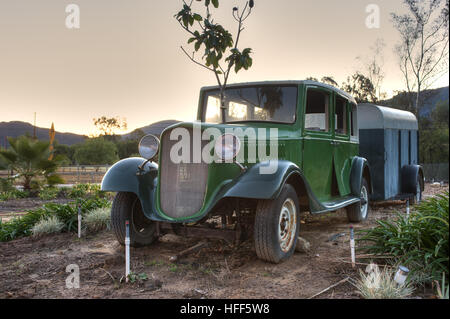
[
  {"left": 0, "top": 189, "right": 30, "bottom": 201},
  {"left": 359, "top": 192, "right": 449, "bottom": 284},
  {"left": 0, "top": 177, "right": 15, "bottom": 192},
  {"left": 69, "top": 183, "right": 106, "bottom": 199},
  {"left": 38, "top": 187, "right": 60, "bottom": 200},
  {"left": 0, "top": 197, "right": 111, "bottom": 242}
]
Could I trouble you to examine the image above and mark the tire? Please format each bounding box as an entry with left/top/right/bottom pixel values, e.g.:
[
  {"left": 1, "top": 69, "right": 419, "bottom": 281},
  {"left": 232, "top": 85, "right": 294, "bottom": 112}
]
[
  {"left": 412, "top": 175, "right": 423, "bottom": 205},
  {"left": 254, "top": 184, "right": 300, "bottom": 263},
  {"left": 111, "top": 192, "right": 157, "bottom": 247},
  {"left": 346, "top": 178, "right": 370, "bottom": 222}
]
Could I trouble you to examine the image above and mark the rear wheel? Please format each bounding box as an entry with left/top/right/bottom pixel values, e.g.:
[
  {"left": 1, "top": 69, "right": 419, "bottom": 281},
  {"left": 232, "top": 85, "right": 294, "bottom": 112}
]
[
  {"left": 111, "top": 192, "right": 157, "bottom": 247},
  {"left": 346, "top": 178, "right": 370, "bottom": 222},
  {"left": 254, "top": 184, "right": 300, "bottom": 263}
]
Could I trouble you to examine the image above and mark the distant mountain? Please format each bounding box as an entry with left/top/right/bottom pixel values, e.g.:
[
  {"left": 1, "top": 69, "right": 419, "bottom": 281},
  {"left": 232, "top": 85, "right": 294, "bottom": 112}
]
[
  {"left": 418, "top": 86, "right": 449, "bottom": 117},
  {"left": 0, "top": 121, "right": 87, "bottom": 147},
  {"left": 380, "top": 86, "right": 449, "bottom": 117},
  {"left": 122, "top": 120, "right": 180, "bottom": 139},
  {"left": 0, "top": 119, "right": 182, "bottom": 148}
]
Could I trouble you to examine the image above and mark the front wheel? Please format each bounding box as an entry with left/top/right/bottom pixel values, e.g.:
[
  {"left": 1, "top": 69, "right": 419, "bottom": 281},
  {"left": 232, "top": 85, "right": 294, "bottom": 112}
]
[
  {"left": 254, "top": 184, "right": 300, "bottom": 263},
  {"left": 346, "top": 178, "right": 370, "bottom": 222},
  {"left": 111, "top": 192, "right": 157, "bottom": 247}
]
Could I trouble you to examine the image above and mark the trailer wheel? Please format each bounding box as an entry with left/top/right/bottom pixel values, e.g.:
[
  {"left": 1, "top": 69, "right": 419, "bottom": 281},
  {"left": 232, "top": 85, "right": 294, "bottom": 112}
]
[
  {"left": 346, "top": 178, "right": 370, "bottom": 222},
  {"left": 111, "top": 192, "right": 157, "bottom": 247},
  {"left": 254, "top": 184, "right": 300, "bottom": 263}
]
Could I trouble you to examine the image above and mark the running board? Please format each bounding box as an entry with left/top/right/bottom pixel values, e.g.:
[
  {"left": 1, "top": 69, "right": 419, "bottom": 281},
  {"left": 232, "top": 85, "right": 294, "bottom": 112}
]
[{"left": 310, "top": 196, "right": 360, "bottom": 214}]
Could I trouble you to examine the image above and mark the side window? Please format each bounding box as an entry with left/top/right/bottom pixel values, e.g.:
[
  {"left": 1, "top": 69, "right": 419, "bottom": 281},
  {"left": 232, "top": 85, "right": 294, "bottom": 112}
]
[
  {"left": 305, "top": 89, "right": 330, "bottom": 132},
  {"left": 349, "top": 103, "right": 358, "bottom": 138},
  {"left": 335, "top": 96, "right": 348, "bottom": 135}
]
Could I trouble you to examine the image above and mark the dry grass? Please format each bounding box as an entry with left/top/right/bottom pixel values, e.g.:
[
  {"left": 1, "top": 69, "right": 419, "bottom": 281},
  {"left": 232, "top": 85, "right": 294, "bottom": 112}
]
[
  {"left": 31, "top": 216, "right": 64, "bottom": 237},
  {"left": 355, "top": 263, "right": 414, "bottom": 299},
  {"left": 83, "top": 207, "right": 111, "bottom": 232}
]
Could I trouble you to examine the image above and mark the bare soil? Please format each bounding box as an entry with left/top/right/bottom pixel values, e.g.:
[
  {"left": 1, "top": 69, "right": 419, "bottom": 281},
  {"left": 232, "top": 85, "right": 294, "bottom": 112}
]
[{"left": 0, "top": 183, "right": 447, "bottom": 299}]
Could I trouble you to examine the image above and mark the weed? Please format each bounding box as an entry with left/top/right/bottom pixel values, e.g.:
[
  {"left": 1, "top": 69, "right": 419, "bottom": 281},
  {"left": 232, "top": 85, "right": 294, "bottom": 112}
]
[
  {"left": 32, "top": 215, "right": 64, "bottom": 237},
  {"left": 355, "top": 264, "right": 414, "bottom": 299},
  {"left": 83, "top": 207, "right": 110, "bottom": 232}
]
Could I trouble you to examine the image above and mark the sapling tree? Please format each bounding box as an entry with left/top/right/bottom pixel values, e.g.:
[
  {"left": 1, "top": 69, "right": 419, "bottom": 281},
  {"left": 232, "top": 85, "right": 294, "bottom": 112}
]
[{"left": 175, "top": 0, "right": 255, "bottom": 123}]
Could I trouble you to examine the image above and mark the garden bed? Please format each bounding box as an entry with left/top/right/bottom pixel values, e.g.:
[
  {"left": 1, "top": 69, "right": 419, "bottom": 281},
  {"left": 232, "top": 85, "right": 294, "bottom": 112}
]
[{"left": 0, "top": 183, "right": 447, "bottom": 299}]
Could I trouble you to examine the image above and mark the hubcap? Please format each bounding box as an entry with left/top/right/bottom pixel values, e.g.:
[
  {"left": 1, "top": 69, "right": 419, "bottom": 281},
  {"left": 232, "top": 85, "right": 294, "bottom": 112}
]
[
  {"left": 360, "top": 186, "right": 368, "bottom": 219},
  {"left": 278, "top": 198, "right": 297, "bottom": 253}
]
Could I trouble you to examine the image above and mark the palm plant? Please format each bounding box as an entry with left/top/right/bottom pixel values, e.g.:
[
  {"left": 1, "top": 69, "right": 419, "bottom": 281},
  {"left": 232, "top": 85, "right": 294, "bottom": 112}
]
[{"left": 0, "top": 136, "right": 64, "bottom": 190}]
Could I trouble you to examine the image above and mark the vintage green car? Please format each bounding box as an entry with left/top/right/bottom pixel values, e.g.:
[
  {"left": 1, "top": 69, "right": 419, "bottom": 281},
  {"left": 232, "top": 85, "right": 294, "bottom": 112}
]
[{"left": 101, "top": 80, "right": 373, "bottom": 263}]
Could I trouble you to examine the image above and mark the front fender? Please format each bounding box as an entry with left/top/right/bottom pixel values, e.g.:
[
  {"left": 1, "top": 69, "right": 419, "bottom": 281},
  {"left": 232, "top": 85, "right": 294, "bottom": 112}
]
[
  {"left": 221, "top": 160, "right": 301, "bottom": 200},
  {"left": 101, "top": 157, "right": 157, "bottom": 194},
  {"left": 101, "top": 158, "right": 160, "bottom": 221},
  {"left": 350, "top": 157, "right": 372, "bottom": 196}
]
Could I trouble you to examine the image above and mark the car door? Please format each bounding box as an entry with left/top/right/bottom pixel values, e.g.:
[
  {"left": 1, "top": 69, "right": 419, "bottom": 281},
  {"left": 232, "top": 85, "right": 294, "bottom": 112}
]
[
  {"left": 302, "top": 86, "right": 334, "bottom": 202},
  {"left": 332, "top": 94, "right": 355, "bottom": 196}
]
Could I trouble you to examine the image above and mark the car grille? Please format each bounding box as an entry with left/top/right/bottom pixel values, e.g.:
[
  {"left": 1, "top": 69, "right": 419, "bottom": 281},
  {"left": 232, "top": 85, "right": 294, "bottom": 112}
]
[{"left": 159, "top": 127, "right": 209, "bottom": 219}]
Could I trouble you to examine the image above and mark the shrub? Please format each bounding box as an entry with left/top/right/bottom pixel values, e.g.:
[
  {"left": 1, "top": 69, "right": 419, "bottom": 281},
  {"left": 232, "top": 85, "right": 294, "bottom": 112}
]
[
  {"left": 83, "top": 207, "right": 111, "bottom": 232},
  {"left": 39, "top": 187, "right": 60, "bottom": 200},
  {"left": 0, "top": 177, "right": 15, "bottom": 192},
  {"left": 0, "top": 197, "right": 111, "bottom": 241},
  {"left": 69, "top": 183, "right": 106, "bottom": 199},
  {"left": 32, "top": 215, "right": 64, "bottom": 237},
  {"left": 355, "top": 264, "right": 414, "bottom": 299},
  {"left": 0, "top": 189, "right": 30, "bottom": 202},
  {"left": 359, "top": 192, "right": 449, "bottom": 284}
]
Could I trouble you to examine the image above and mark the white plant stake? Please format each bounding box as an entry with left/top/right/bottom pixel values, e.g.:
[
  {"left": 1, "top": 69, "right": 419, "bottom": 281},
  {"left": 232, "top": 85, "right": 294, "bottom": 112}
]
[
  {"left": 125, "top": 220, "right": 130, "bottom": 283},
  {"left": 350, "top": 225, "right": 355, "bottom": 268},
  {"left": 406, "top": 199, "right": 410, "bottom": 220},
  {"left": 77, "top": 205, "right": 82, "bottom": 238}
]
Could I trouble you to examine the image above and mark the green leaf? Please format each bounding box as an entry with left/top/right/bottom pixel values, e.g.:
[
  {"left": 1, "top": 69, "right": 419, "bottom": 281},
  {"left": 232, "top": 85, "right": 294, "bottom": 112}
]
[
  {"left": 193, "top": 14, "right": 202, "bottom": 21},
  {"left": 195, "top": 41, "right": 201, "bottom": 51},
  {"left": 211, "top": 0, "right": 219, "bottom": 8}
]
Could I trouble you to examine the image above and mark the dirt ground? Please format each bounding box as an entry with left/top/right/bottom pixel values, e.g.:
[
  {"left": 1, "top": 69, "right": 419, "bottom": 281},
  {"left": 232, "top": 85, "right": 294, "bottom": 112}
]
[{"left": 0, "top": 183, "right": 447, "bottom": 299}]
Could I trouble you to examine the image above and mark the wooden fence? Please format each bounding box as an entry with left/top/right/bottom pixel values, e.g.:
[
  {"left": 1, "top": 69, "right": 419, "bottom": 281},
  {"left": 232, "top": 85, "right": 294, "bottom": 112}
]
[{"left": 0, "top": 165, "right": 111, "bottom": 185}]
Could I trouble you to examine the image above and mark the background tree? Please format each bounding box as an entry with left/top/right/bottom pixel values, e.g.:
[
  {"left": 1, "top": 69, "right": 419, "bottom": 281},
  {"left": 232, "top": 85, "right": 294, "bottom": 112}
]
[
  {"left": 392, "top": 0, "right": 449, "bottom": 116},
  {"left": 341, "top": 72, "right": 377, "bottom": 103},
  {"left": 74, "top": 137, "right": 119, "bottom": 165},
  {"left": 419, "top": 99, "right": 449, "bottom": 164},
  {"left": 320, "top": 76, "right": 339, "bottom": 87},
  {"left": 356, "top": 38, "right": 387, "bottom": 101},
  {"left": 93, "top": 116, "right": 128, "bottom": 137},
  {"left": 0, "top": 136, "right": 64, "bottom": 190},
  {"left": 176, "top": 0, "right": 254, "bottom": 123}
]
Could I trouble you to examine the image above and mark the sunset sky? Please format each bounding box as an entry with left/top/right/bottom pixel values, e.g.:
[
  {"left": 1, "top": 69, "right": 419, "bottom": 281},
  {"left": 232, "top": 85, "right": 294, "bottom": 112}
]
[{"left": 0, "top": 0, "right": 448, "bottom": 136}]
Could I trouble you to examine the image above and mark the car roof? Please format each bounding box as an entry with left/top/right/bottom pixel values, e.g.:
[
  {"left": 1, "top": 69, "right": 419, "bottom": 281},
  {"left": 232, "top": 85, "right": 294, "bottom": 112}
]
[{"left": 200, "top": 80, "right": 357, "bottom": 104}]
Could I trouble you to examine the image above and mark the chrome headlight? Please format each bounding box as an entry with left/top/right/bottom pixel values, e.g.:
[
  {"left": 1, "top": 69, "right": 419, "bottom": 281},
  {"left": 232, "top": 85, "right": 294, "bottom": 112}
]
[
  {"left": 214, "top": 133, "right": 241, "bottom": 161},
  {"left": 139, "top": 134, "right": 160, "bottom": 160}
]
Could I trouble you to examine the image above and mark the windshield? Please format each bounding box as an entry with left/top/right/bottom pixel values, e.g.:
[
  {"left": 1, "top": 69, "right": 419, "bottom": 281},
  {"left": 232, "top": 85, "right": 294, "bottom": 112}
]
[{"left": 202, "top": 85, "right": 297, "bottom": 124}]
